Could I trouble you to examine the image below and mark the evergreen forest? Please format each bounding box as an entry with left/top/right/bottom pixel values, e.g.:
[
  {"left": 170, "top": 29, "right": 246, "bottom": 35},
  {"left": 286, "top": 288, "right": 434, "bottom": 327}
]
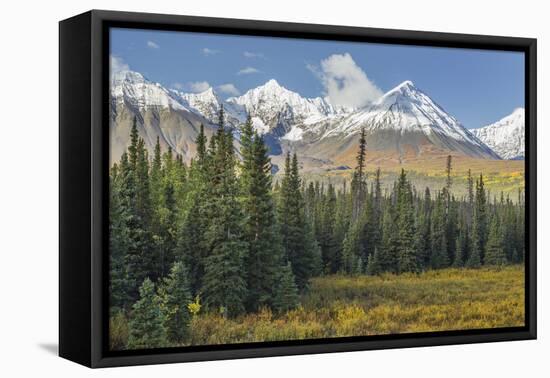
[{"left": 109, "top": 107, "right": 525, "bottom": 350}]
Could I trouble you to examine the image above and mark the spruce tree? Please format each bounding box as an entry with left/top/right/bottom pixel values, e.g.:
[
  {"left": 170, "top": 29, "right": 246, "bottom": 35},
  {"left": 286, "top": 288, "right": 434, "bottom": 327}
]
[
  {"left": 157, "top": 180, "right": 177, "bottom": 278},
  {"left": 178, "top": 195, "right": 208, "bottom": 294},
  {"left": 453, "top": 227, "right": 466, "bottom": 268},
  {"left": 445, "top": 195, "right": 459, "bottom": 264},
  {"left": 150, "top": 136, "right": 163, "bottom": 210},
  {"left": 128, "top": 278, "right": 166, "bottom": 349},
  {"left": 501, "top": 196, "right": 518, "bottom": 263},
  {"left": 333, "top": 182, "right": 352, "bottom": 273},
  {"left": 273, "top": 262, "right": 300, "bottom": 314},
  {"left": 431, "top": 192, "right": 449, "bottom": 269},
  {"left": 485, "top": 215, "right": 507, "bottom": 265},
  {"left": 466, "top": 226, "right": 482, "bottom": 268},
  {"left": 278, "top": 152, "right": 316, "bottom": 290},
  {"left": 119, "top": 132, "right": 155, "bottom": 300},
  {"left": 467, "top": 169, "right": 474, "bottom": 225},
  {"left": 319, "top": 184, "right": 339, "bottom": 273},
  {"left": 341, "top": 213, "right": 367, "bottom": 274},
  {"left": 196, "top": 123, "right": 208, "bottom": 166},
  {"left": 415, "top": 188, "right": 432, "bottom": 269},
  {"left": 396, "top": 170, "right": 419, "bottom": 273},
  {"left": 445, "top": 155, "right": 453, "bottom": 194},
  {"left": 109, "top": 162, "right": 131, "bottom": 309},
  {"left": 128, "top": 117, "right": 139, "bottom": 168},
  {"left": 473, "top": 174, "right": 488, "bottom": 262},
  {"left": 158, "top": 262, "right": 192, "bottom": 344},
  {"left": 241, "top": 129, "right": 284, "bottom": 311},
  {"left": 351, "top": 128, "right": 367, "bottom": 221},
  {"left": 177, "top": 128, "right": 210, "bottom": 294},
  {"left": 380, "top": 204, "right": 399, "bottom": 273},
  {"left": 202, "top": 107, "right": 248, "bottom": 317},
  {"left": 366, "top": 247, "right": 382, "bottom": 276}
]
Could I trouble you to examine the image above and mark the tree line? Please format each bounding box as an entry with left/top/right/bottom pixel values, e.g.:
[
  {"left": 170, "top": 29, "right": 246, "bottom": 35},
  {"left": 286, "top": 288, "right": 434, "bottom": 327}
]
[{"left": 109, "top": 108, "right": 525, "bottom": 349}]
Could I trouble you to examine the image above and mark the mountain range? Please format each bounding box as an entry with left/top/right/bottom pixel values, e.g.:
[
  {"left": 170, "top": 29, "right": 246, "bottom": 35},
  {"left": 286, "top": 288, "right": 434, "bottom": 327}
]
[
  {"left": 471, "top": 108, "right": 525, "bottom": 160},
  {"left": 110, "top": 69, "right": 525, "bottom": 171}
]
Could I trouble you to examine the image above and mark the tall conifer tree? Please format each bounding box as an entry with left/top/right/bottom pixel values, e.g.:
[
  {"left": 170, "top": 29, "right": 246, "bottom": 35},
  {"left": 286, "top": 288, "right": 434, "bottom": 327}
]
[
  {"left": 202, "top": 107, "right": 248, "bottom": 317},
  {"left": 241, "top": 126, "right": 284, "bottom": 311}
]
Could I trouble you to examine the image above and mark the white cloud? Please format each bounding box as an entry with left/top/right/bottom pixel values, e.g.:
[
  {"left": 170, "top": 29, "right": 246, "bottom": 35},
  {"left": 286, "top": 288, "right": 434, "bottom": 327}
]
[
  {"left": 201, "top": 48, "right": 220, "bottom": 56},
  {"left": 244, "top": 51, "right": 265, "bottom": 59},
  {"left": 217, "top": 83, "right": 240, "bottom": 96},
  {"left": 312, "top": 53, "right": 382, "bottom": 108},
  {"left": 306, "top": 63, "right": 321, "bottom": 79},
  {"left": 170, "top": 81, "right": 211, "bottom": 93},
  {"left": 188, "top": 81, "right": 211, "bottom": 93},
  {"left": 237, "top": 66, "right": 260, "bottom": 75},
  {"left": 110, "top": 55, "right": 129, "bottom": 76},
  {"left": 171, "top": 82, "right": 184, "bottom": 90},
  {"left": 147, "top": 40, "right": 160, "bottom": 49}
]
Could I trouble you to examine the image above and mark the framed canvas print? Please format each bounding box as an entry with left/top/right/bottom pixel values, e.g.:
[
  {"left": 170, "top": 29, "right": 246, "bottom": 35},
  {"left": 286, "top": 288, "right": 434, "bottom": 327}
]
[{"left": 59, "top": 10, "right": 537, "bottom": 368}]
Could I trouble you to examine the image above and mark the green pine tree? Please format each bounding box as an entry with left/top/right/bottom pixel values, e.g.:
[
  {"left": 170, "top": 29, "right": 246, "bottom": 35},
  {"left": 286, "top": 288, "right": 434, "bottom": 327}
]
[
  {"left": 201, "top": 107, "right": 248, "bottom": 317},
  {"left": 128, "top": 278, "right": 166, "bottom": 349},
  {"left": 380, "top": 204, "right": 399, "bottom": 273},
  {"left": 366, "top": 247, "right": 382, "bottom": 276},
  {"left": 453, "top": 227, "right": 466, "bottom": 268},
  {"left": 158, "top": 262, "right": 192, "bottom": 344},
  {"left": 319, "top": 184, "right": 340, "bottom": 273},
  {"left": 351, "top": 128, "right": 367, "bottom": 221},
  {"left": 118, "top": 127, "right": 155, "bottom": 300},
  {"left": 109, "top": 162, "right": 131, "bottom": 310},
  {"left": 485, "top": 215, "right": 507, "bottom": 265},
  {"left": 196, "top": 123, "right": 208, "bottom": 166},
  {"left": 473, "top": 174, "right": 488, "bottom": 262},
  {"left": 431, "top": 192, "right": 449, "bottom": 269},
  {"left": 396, "top": 170, "right": 419, "bottom": 273},
  {"left": 415, "top": 188, "right": 432, "bottom": 270},
  {"left": 176, "top": 128, "right": 210, "bottom": 294},
  {"left": 277, "top": 152, "right": 317, "bottom": 290},
  {"left": 341, "top": 213, "right": 367, "bottom": 274},
  {"left": 241, "top": 128, "right": 284, "bottom": 311},
  {"left": 272, "top": 262, "right": 300, "bottom": 314}
]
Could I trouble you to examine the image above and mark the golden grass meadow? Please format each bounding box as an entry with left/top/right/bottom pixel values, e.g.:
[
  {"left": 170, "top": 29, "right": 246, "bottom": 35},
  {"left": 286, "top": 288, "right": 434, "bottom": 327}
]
[{"left": 110, "top": 265, "right": 524, "bottom": 349}]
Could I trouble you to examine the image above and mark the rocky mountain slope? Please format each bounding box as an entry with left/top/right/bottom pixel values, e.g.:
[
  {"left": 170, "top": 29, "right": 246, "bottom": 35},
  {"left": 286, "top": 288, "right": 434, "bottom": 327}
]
[{"left": 471, "top": 108, "right": 525, "bottom": 160}]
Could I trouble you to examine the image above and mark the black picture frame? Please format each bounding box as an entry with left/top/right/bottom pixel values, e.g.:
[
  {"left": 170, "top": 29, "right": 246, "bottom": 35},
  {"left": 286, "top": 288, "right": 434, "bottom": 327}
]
[{"left": 59, "top": 9, "right": 537, "bottom": 368}]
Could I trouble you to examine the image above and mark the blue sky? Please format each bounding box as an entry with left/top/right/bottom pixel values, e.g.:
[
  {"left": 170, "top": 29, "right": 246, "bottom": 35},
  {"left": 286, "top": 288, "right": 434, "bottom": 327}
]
[{"left": 111, "top": 27, "right": 524, "bottom": 129}]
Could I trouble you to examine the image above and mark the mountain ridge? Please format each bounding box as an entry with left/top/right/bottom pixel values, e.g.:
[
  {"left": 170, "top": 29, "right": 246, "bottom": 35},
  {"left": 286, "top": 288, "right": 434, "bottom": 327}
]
[
  {"left": 471, "top": 108, "right": 525, "bottom": 160},
  {"left": 110, "top": 69, "right": 514, "bottom": 168}
]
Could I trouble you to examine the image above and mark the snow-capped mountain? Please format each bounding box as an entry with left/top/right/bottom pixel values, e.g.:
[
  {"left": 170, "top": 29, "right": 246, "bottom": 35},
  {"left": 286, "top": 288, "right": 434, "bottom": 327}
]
[
  {"left": 110, "top": 69, "right": 503, "bottom": 168},
  {"left": 285, "top": 81, "right": 499, "bottom": 160},
  {"left": 227, "top": 79, "right": 345, "bottom": 137},
  {"left": 111, "top": 70, "right": 190, "bottom": 112},
  {"left": 110, "top": 70, "right": 221, "bottom": 164},
  {"left": 171, "top": 87, "right": 246, "bottom": 128},
  {"left": 471, "top": 108, "right": 525, "bottom": 160}
]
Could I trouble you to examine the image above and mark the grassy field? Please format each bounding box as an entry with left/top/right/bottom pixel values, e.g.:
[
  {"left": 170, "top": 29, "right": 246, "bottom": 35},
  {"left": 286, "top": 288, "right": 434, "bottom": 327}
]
[{"left": 187, "top": 266, "right": 525, "bottom": 345}]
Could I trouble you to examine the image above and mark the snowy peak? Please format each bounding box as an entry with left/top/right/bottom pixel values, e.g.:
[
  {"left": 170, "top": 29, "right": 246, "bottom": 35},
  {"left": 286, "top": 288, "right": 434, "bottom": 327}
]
[
  {"left": 172, "top": 87, "right": 247, "bottom": 127},
  {"left": 472, "top": 108, "right": 525, "bottom": 159},
  {"left": 316, "top": 80, "right": 499, "bottom": 159},
  {"left": 263, "top": 78, "right": 284, "bottom": 90},
  {"left": 110, "top": 68, "right": 510, "bottom": 161},
  {"left": 384, "top": 80, "right": 416, "bottom": 96},
  {"left": 228, "top": 79, "right": 306, "bottom": 108},
  {"left": 111, "top": 69, "right": 188, "bottom": 111},
  {"left": 111, "top": 70, "right": 147, "bottom": 85},
  {"left": 227, "top": 79, "right": 339, "bottom": 135},
  {"left": 175, "top": 87, "right": 221, "bottom": 115}
]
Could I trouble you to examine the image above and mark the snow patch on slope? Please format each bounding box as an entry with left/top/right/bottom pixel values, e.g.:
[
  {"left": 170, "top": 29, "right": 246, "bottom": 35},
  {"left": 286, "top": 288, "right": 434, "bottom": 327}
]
[{"left": 471, "top": 108, "right": 525, "bottom": 159}]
